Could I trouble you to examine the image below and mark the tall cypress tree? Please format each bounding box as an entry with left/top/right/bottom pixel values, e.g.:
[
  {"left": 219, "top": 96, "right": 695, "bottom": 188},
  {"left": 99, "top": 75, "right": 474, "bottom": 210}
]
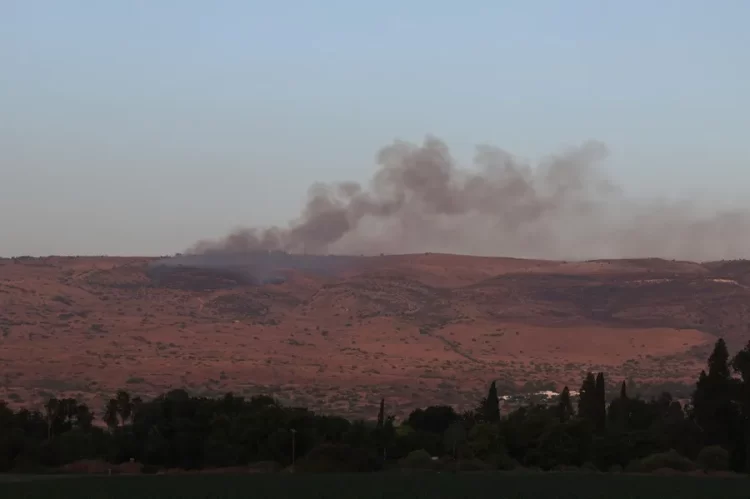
[
  {"left": 691, "top": 339, "right": 737, "bottom": 452},
  {"left": 733, "top": 341, "right": 750, "bottom": 472},
  {"left": 557, "top": 386, "right": 574, "bottom": 422},
  {"left": 595, "top": 372, "right": 607, "bottom": 432},
  {"left": 709, "top": 339, "right": 732, "bottom": 380},
  {"left": 578, "top": 372, "right": 597, "bottom": 426},
  {"left": 608, "top": 380, "right": 630, "bottom": 430},
  {"left": 375, "top": 398, "right": 387, "bottom": 462},
  {"left": 376, "top": 398, "right": 385, "bottom": 429},
  {"left": 483, "top": 381, "right": 501, "bottom": 423}
]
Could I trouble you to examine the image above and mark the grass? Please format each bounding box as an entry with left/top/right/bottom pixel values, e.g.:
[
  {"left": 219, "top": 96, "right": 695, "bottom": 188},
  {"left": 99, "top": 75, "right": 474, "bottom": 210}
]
[{"left": 0, "top": 472, "right": 749, "bottom": 499}]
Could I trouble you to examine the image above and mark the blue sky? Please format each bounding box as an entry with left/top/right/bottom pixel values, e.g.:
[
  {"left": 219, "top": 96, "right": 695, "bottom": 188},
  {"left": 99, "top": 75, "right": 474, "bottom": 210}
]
[{"left": 2, "top": 1, "right": 749, "bottom": 256}]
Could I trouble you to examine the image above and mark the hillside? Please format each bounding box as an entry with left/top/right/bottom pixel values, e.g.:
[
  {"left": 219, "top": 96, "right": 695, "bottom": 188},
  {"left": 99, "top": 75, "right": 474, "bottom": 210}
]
[{"left": 1, "top": 254, "right": 749, "bottom": 418}]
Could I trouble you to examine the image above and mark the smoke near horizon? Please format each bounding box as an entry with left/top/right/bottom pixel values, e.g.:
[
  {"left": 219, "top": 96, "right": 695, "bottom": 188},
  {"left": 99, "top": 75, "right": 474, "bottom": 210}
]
[{"left": 189, "top": 136, "right": 750, "bottom": 262}]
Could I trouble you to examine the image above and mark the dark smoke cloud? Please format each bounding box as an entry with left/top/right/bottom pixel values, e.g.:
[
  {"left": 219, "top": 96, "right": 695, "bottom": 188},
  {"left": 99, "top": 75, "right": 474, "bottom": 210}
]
[{"left": 189, "top": 136, "right": 750, "bottom": 261}]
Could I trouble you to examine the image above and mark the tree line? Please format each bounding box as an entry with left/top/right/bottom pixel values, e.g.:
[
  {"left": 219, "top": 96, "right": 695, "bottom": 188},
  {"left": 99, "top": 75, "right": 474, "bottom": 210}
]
[{"left": 2, "top": 338, "right": 750, "bottom": 473}]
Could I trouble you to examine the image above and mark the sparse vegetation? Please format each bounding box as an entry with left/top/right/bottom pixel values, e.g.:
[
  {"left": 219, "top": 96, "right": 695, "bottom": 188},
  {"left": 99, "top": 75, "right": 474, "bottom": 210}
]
[
  {"left": 4, "top": 255, "right": 750, "bottom": 487},
  {"left": 0, "top": 337, "right": 747, "bottom": 494},
  {"left": 50, "top": 295, "right": 73, "bottom": 306}
]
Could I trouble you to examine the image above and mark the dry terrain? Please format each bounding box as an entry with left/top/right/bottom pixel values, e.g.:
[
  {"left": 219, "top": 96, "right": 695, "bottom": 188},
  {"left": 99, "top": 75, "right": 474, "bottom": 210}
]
[{"left": 1, "top": 253, "right": 750, "bottom": 418}]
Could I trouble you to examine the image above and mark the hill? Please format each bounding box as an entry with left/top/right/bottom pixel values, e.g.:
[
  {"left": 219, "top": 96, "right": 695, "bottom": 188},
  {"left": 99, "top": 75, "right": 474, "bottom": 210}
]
[{"left": 1, "top": 253, "right": 749, "bottom": 418}]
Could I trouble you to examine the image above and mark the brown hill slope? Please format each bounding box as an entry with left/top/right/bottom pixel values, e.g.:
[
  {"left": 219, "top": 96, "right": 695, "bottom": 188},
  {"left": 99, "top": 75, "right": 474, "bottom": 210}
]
[{"left": 1, "top": 254, "right": 749, "bottom": 418}]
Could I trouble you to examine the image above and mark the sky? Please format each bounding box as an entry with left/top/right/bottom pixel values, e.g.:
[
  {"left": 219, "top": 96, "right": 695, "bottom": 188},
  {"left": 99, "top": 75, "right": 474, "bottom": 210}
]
[{"left": 2, "top": 0, "right": 749, "bottom": 257}]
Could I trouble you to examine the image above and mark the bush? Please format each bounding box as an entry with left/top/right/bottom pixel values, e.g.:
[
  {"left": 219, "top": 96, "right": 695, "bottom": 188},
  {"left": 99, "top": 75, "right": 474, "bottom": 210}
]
[
  {"left": 628, "top": 449, "right": 696, "bottom": 473},
  {"left": 247, "top": 461, "right": 281, "bottom": 472},
  {"left": 459, "top": 458, "right": 490, "bottom": 471},
  {"left": 399, "top": 449, "right": 434, "bottom": 470},
  {"left": 296, "top": 444, "right": 379, "bottom": 473},
  {"left": 438, "top": 457, "right": 490, "bottom": 471},
  {"left": 492, "top": 452, "right": 520, "bottom": 471},
  {"left": 696, "top": 445, "right": 729, "bottom": 471},
  {"left": 552, "top": 464, "right": 580, "bottom": 472},
  {"left": 580, "top": 461, "right": 598, "bottom": 472},
  {"left": 141, "top": 464, "right": 160, "bottom": 474}
]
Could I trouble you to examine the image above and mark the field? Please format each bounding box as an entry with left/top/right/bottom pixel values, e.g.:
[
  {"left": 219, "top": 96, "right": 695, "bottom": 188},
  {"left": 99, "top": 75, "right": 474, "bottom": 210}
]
[
  {"left": 0, "top": 472, "right": 748, "bottom": 499},
  {"left": 2, "top": 254, "right": 750, "bottom": 417}
]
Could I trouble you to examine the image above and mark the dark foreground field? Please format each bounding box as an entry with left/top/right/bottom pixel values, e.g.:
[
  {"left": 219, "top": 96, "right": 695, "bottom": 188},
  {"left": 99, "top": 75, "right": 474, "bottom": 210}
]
[{"left": 1, "top": 472, "right": 748, "bottom": 499}]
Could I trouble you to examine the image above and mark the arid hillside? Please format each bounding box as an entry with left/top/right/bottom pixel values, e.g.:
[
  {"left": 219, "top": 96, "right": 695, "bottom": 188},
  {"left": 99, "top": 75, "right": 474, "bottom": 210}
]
[{"left": 1, "top": 254, "right": 749, "bottom": 418}]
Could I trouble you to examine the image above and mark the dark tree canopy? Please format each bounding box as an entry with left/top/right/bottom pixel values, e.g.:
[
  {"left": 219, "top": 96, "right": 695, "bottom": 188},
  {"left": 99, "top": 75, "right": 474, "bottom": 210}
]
[
  {"left": 2, "top": 338, "right": 750, "bottom": 474},
  {"left": 556, "top": 386, "right": 574, "bottom": 423},
  {"left": 482, "top": 381, "right": 501, "bottom": 423}
]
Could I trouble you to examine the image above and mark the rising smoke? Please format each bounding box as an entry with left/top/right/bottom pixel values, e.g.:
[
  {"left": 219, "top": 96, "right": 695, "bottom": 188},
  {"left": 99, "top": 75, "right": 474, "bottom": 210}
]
[{"left": 189, "top": 136, "right": 750, "bottom": 261}]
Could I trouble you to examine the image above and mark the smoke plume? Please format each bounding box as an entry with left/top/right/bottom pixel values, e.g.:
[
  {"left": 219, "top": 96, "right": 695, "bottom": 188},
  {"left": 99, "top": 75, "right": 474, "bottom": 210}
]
[{"left": 190, "top": 136, "right": 750, "bottom": 261}]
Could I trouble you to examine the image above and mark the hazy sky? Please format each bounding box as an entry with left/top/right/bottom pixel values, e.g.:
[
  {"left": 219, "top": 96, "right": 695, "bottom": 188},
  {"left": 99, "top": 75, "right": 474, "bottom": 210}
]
[{"left": 2, "top": 1, "right": 749, "bottom": 257}]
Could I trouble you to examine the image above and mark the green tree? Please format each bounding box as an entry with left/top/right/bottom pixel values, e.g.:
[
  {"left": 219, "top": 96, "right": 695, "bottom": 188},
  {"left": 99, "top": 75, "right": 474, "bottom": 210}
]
[
  {"left": 732, "top": 340, "right": 750, "bottom": 383},
  {"left": 103, "top": 398, "right": 119, "bottom": 431},
  {"left": 374, "top": 398, "right": 394, "bottom": 461},
  {"left": 44, "top": 397, "right": 59, "bottom": 441},
  {"left": 482, "top": 381, "right": 501, "bottom": 423},
  {"left": 578, "top": 372, "right": 597, "bottom": 425},
  {"left": 595, "top": 372, "right": 606, "bottom": 432},
  {"left": 444, "top": 421, "right": 467, "bottom": 459},
  {"left": 116, "top": 390, "right": 133, "bottom": 426},
  {"left": 74, "top": 403, "right": 94, "bottom": 431},
  {"left": 468, "top": 422, "right": 503, "bottom": 460},
  {"left": 534, "top": 419, "right": 592, "bottom": 470},
  {"left": 556, "top": 386, "right": 574, "bottom": 422},
  {"left": 407, "top": 405, "right": 459, "bottom": 435},
  {"left": 732, "top": 340, "right": 750, "bottom": 471},
  {"left": 690, "top": 339, "right": 737, "bottom": 449},
  {"left": 376, "top": 399, "right": 384, "bottom": 427},
  {"left": 607, "top": 381, "right": 630, "bottom": 431}
]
